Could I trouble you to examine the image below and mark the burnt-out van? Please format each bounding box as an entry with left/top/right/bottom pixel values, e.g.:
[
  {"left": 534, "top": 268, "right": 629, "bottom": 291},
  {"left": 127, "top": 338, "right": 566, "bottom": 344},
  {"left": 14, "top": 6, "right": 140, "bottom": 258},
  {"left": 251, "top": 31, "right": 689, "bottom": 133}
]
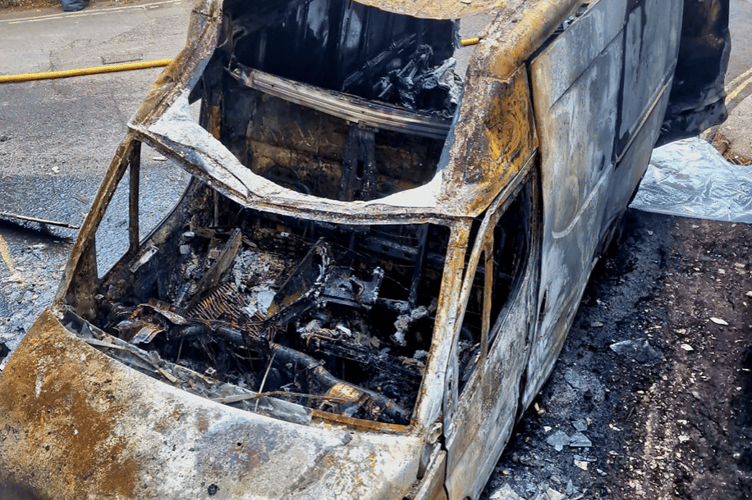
[{"left": 0, "top": 0, "right": 729, "bottom": 498}]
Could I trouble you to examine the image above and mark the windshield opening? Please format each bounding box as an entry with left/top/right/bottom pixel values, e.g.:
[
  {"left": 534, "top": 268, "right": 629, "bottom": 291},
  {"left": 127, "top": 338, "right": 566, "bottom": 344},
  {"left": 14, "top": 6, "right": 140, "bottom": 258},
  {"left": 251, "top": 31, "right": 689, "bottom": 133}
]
[
  {"left": 79, "top": 180, "right": 450, "bottom": 425},
  {"left": 195, "top": 0, "right": 463, "bottom": 202}
]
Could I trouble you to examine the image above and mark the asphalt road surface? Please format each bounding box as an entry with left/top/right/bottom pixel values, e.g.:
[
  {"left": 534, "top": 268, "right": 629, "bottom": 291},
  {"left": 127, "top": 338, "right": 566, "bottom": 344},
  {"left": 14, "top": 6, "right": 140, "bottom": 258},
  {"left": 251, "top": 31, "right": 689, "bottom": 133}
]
[{"left": 0, "top": 0, "right": 193, "bottom": 347}]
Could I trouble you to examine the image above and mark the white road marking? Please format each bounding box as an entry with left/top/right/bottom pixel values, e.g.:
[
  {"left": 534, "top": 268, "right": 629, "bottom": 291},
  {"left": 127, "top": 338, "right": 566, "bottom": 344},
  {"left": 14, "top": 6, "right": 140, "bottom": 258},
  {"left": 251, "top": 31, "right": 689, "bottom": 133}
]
[{"left": 0, "top": 0, "right": 182, "bottom": 25}]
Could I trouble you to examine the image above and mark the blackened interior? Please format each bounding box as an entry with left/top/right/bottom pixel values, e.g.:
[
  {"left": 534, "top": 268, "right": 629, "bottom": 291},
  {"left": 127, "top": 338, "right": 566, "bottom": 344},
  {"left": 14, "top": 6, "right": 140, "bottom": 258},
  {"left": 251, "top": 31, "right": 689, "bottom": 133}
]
[
  {"left": 195, "top": 0, "right": 462, "bottom": 202},
  {"left": 90, "top": 181, "right": 450, "bottom": 424},
  {"left": 216, "top": 0, "right": 457, "bottom": 99}
]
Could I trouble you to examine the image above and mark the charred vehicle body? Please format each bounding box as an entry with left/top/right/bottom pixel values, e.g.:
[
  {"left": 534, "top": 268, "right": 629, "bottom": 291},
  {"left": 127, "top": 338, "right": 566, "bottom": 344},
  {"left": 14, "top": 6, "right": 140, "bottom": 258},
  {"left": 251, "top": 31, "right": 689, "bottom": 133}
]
[{"left": 0, "top": 0, "right": 729, "bottom": 498}]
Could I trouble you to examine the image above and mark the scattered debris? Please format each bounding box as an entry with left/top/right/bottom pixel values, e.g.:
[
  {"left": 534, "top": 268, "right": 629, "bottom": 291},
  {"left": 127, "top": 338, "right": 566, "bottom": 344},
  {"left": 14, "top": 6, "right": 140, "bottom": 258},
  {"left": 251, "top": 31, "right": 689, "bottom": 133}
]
[
  {"left": 544, "top": 429, "right": 591, "bottom": 451},
  {"left": 79, "top": 205, "right": 455, "bottom": 425},
  {"left": 609, "top": 338, "right": 661, "bottom": 362},
  {"left": 572, "top": 419, "right": 588, "bottom": 432},
  {"left": 489, "top": 484, "right": 525, "bottom": 500},
  {"left": 546, "top": 430, "right": 570, "bottom": 452},
  {"left": 0, "top": 211, "right": 80, "bottom": 230},
  {"left": 568, "top": 432, "right": 592, "bottom": 448},
  {"left": 710, "top": 317, "right": 729, "bottom": 326},
  {"left": 563, "top": 369, "right": 605, "bottom": 402}
]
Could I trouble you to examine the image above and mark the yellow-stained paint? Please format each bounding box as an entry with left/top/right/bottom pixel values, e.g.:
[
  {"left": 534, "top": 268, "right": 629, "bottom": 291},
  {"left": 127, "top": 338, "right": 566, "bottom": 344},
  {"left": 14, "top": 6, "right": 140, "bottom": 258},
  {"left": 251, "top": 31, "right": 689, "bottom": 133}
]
[
  {"left": 483, "top": 69, "right": 536, "bottom": 169},
  {"left": 0, "top": 310, "right": 140, "bottom": 499},
  {"left": 0, "top": 234, "right": 16, "bottom": 276},
  {"left": 0, "top": 309, "right": 424, "bottom": 500},
  {"left": 441, "top": 66, "right": 537, "bottom": 216},
  {"left": 485, "top": 0, "right": 581, "bottom": 81}
]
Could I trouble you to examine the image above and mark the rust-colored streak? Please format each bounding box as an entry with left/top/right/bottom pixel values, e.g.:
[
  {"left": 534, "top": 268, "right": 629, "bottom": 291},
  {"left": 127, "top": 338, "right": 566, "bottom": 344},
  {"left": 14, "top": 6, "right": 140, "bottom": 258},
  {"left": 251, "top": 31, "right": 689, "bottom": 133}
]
[
  {"left": 0, "top": 310, "right": 139, "bottom": 500},
  {"left": 483, "top": 73, "right": 535, "bottom": 169}
]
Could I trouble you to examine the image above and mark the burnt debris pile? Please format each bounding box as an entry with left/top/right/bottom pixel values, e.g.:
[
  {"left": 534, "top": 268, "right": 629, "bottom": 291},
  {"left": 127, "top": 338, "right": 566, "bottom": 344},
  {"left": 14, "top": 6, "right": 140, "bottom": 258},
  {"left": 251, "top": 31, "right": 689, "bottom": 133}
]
[
  {"left": 342, "top": 44, "right": 463, "bottom": 118},
  {"left": 88, "top": 195, "right": 449, "bottom": 425},
  {"left": 216, "top": 0, "right": 462, "bottom": 118}
]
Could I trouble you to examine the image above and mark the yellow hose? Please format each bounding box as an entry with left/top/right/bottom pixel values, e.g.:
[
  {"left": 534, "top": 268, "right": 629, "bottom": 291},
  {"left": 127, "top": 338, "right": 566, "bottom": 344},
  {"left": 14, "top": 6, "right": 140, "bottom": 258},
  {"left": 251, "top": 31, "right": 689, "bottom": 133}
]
[
  {"left": 1, "top": 37, "right": 479, "bottom": 83},
  {"left": 0, "top": 59, "right": 172, "bottom": 84},
  {"left": 2, "top": 38, "right": 482, "bottom": 83}
]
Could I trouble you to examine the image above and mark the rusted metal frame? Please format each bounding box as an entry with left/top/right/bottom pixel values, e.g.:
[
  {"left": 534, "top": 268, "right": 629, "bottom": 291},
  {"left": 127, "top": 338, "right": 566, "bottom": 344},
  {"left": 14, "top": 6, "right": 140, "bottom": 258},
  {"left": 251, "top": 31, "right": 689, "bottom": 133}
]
[
  {"left": 441, "top": 162, "right": 537, "bottom": 498},
  {"left": 129, "top": 0, "right": 221, "bottom": 129},
  {"left": 453, "top": 154, "right": 536, "bottom": 347},
  {"left": 408, "top": 447, "right": 447, "bottom": 500},
  {"left": 53, "top": 137, "right": 138, "bottom": 311},
  {"left": 230, "top": 65, "right": 452, "bottom": 139},
  {"left": 485, "top": 168, "right": 537, "bottom": 345},
  {"left": 413, "top": 220, "right": 471, "bottom": 429},
  {"left": 55, "top": 0, "right": 221, "bottom": 311},
  {"left": 412, "top": 147, "right": 528, "bottom": 429},
  {"left": 437, "top": 66, "right": 538, "bottom": 219},
  {"left": 481, "top": 241, "right": 493, "bottom": 356},
  {"left": 134, "top": 128, "right": 458, "bottom": 225},
  {"left": 309, "top": 408, "right": 409, "bottom": 433},
  {"left": 445, "top": 154, "right": 536, "bottom": 395},
  {"left": 128, "top": 141, "right": 141, "bottom": 253},
  {"left": 479, "top": 0, "right": 583, "bottom": 81}
]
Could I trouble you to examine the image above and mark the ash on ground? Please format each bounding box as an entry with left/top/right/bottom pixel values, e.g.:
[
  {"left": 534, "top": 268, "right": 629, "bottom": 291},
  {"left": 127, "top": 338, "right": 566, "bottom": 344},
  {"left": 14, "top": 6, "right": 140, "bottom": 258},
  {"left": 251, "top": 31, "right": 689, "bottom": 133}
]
[{"left": 482, "top": 210, "right": 752, "bottom": 500}]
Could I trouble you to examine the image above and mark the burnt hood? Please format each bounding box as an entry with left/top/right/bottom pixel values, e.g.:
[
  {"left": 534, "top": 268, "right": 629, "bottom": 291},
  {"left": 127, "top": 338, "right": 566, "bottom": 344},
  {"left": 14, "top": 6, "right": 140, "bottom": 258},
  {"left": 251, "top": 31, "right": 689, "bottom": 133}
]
[{"left": 0, "top": 309, "right": 424, "bottom": 500}]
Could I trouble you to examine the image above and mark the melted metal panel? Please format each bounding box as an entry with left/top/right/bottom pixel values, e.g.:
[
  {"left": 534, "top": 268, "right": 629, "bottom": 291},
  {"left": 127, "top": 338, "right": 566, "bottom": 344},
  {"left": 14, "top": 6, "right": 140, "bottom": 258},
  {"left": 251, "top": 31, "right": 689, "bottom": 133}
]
[{"left": 527, "top": 0, "right": 682, "bottom": 406}]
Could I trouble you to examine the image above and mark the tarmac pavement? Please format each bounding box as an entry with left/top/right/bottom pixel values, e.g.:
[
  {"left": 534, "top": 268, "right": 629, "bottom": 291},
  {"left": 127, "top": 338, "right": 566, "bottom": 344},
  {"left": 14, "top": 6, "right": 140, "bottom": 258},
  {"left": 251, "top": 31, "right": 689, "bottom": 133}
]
[
  {"left": 0, "top": 0, "right": 190, "bottom": 75},
  {"left": 0, "top": 0, "right": 193, "bottom": 353}
]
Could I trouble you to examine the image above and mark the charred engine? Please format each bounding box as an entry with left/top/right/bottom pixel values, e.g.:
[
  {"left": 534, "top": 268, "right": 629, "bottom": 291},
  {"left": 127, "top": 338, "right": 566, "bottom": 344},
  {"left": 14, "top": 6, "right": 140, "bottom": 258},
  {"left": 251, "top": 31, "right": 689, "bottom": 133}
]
[{"left": 82, "top": 181, "right": 450, "bottom": 425}]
